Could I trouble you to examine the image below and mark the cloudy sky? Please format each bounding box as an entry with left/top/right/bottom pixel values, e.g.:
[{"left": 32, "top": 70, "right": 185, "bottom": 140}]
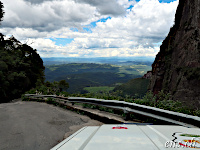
[{"left": 0, "top": 0, "right": 179, "bottom": 58}]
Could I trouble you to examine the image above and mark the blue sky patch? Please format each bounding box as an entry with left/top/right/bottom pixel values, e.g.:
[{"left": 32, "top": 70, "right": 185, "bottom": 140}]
[
  {"left": 127, "top": 5, "right": 134, "bottom": 10},
  {"left": 70, "top": 28, "right": 79, "bottom": 32},
  {"left": 69, "top": 17, "right": 111, "bottom": 33},
  {"left": 70, "top": 16, "right": 112, "bottom": 33},
  {"left": 90, "top": 16, "right": 112, "bottom": 28},
  {"left": 50, "top": 38, "right": 74, "bottom": 46},
  {"left": 83, "top": 27, "right": 92, "bottom": 33},
  {"left": 153, "top": 42, "right": 162, "bottom": 47}
]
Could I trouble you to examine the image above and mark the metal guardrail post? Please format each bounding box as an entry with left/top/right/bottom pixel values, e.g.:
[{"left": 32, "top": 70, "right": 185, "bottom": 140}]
[{"left": 123, "top": 107, "right": 131, "bottom": 121}]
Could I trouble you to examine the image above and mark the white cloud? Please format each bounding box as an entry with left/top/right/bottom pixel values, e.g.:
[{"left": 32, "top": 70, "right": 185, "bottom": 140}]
[
  {"left": 0, "top": 28, "right": 47, "bottom": 40},
  {"left": 1, "top": 0, "right": 97, "bottom": 31},
  {"left": 0, "top": 0, "right": 179, "bottom": 58},
  {"left": 117, "top": 0, "right": 136, "bottom": 9},
  {"left": 92, "top": 0, "right": 178, "bottom": 42},
  {"left": 74, "top": 0, "right": 126, "bottom": 16},
  {"left": 53, "top": 0, "right": 178, "bottom": 57}
]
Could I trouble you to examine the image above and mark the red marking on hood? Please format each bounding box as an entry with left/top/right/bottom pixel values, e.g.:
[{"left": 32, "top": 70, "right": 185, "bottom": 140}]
[{"left": 112, "top": 127, "right": 128, "bottom": 129}]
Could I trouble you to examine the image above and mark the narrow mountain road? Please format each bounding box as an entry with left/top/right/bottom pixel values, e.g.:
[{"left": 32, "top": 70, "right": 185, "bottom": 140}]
[{"left": 0, "top": 101, "right": 103, "bottom": 150}]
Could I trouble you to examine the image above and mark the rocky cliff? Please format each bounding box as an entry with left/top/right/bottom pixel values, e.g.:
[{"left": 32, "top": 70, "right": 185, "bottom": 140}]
[{"left": 150, "top": 0, "right": 200, "bottom": 108}]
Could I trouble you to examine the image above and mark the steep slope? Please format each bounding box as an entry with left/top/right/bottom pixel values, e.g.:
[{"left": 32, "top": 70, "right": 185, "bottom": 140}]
[{"left": 150, "top": 0, "right": 200, "bottom": 108}]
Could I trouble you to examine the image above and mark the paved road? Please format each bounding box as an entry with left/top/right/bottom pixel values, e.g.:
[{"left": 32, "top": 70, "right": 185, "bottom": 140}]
[{"left": 0, "top": 101, "right": 103, "bottom": 150}]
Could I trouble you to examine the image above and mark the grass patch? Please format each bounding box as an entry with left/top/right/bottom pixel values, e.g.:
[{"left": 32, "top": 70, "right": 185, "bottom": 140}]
[
  {"left": 118, "top": 65, "right": 151, "bottom": 75},
  {"left": 84, "top": 86, "right": 115, "bottom": 93}
]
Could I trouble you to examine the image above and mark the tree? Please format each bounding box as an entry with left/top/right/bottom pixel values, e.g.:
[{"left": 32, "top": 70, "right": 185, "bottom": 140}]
[
  {"left": 58, "top": 80, "right": 69, "bottom": 92},
  {"left": 45, "top": 81, "right": 53, "bottom": 87},
  {"left": 0, "top": 36, "right": 45, "bottom": 102}
]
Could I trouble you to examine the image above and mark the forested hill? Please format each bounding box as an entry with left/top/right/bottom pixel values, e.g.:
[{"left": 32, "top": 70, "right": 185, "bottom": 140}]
[
  {"left": 0, "top": 35, "right": 45, "bottom": 102},
  {"left": 45, "top": 63, "right": 151, "bottom": 93}
]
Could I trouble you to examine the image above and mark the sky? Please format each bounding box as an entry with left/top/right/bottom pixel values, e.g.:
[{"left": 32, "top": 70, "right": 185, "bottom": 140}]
[{"left": 0, "top": 0, "right": 179, "bottom": 58}]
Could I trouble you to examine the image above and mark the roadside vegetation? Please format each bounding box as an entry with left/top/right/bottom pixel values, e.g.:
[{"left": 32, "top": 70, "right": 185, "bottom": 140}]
[{"left": 22, "top": 82, "right": 200, "bottom": 117}]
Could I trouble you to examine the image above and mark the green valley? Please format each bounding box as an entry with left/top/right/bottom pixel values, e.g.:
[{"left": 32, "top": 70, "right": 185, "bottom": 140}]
[{"left": 44, "top": 63, "right": 151, "bottom": 94}]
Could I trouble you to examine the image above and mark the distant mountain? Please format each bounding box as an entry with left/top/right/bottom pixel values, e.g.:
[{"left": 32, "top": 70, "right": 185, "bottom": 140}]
[{"left": 42, "top": 57, "right": 154, "bottom": 66}]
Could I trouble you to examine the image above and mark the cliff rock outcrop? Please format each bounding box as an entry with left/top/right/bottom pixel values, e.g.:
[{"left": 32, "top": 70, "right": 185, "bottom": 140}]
[{"left": 150, "top": 0, "right": 200, "bottom": 108}]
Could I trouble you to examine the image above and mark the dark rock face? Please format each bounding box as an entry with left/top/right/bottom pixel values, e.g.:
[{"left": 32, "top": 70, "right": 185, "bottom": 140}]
[{"left": 150, "top": 0, "right": 200, "bottom": 108}]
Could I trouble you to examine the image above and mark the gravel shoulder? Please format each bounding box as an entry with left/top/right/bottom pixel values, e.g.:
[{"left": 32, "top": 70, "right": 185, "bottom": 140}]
[{"left": 0, "top": 101, "right": 103, "bottom": 150}]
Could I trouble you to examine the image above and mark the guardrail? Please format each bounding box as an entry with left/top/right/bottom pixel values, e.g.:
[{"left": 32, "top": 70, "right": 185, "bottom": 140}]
[{"left": 24, "top": 94, "right": 200, "bottom": 128}]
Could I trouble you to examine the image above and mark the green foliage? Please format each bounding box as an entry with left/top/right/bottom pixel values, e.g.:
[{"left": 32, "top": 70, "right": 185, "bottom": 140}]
[
  {"left": 114, "top": 78, "right": 150, "bottom": 98},
  {"left": 133, "top": 90, "right": 200, "bottom": 116},
  {"left": 134, "top": 91, "right": 176, "bottom": 108},
  {"left": 68, "top": 90, "right": 200, "bottom": 117},
  {"left": 21, "top": 94, "right": 30, "bottom": 101},
  {"left": 0, "top": 35, "right": 45, "bottom": 102},
  {"left": 24, "top": 80, "right": 70, "bottom": 96},
  {"left": 46, "top": 98, "right": 54, "bottom": 104},
  {"left": 134, "top": 91, "right": 156, "bottom": 106},
  {"left": 68, "top": 91, "right": 125, "bottom": 101},
  {"left": 58, "top": 80, "right": 69, "bottom": 92}
]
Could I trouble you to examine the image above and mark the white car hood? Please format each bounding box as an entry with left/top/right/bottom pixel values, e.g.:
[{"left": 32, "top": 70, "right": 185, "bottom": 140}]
[{"left": 51, "top": 124, "right": 200, "bottom": 150}]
